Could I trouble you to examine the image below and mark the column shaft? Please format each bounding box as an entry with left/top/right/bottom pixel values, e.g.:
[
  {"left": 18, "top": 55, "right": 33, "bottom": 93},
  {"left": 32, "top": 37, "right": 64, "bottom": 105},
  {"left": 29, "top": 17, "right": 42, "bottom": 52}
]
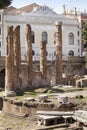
[
  {"left": 56, "top": 22, "right": 62, "bottom": 84},
  {"left": 5, "top": 26, "right": 16, "bottom": 96},
  {"left": 40, "top": 41, "right": 47, "bottom": 79},
  {"left": 25, "top": 24, "right": 33, "bottom": 85},
  {"left": 14, "top": 25, "right": 21, "bottom": 89}
]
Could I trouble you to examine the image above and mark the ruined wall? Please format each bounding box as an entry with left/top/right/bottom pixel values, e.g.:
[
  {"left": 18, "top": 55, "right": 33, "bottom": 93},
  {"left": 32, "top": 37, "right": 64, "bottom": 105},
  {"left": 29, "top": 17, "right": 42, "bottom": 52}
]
[
  {"left": 0, "top": 57, "right": 85, "bottom": 89},
  {"left": 4, "top": 24, "right": 86, "bottom": 94},
  {"left": 17, "top": 63, "right": 56, "bottom": 89},
  {"left": 4, "top": 24, "right": 57, "bottom": 93},
  {"left": 3, "top": 98, "right": 55, "bottom": 117}
]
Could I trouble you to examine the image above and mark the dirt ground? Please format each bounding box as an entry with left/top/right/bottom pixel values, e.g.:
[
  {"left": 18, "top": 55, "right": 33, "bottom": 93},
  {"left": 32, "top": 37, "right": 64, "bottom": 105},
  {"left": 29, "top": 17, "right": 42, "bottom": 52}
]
[
  {"left": 0, "top": 102, "right": 84, "bottom": 130},
  {"left": 0, "top": 112, "right": 71, "bottom": 130},
  {"left": 0, "top": 89, "right": 87, "bottom": 130},
  {"left": 0, "top": 112, "right": 79, "bottom": 130},
  {"left": 0, "top": 112, "right": 38, "bottom": 130}
]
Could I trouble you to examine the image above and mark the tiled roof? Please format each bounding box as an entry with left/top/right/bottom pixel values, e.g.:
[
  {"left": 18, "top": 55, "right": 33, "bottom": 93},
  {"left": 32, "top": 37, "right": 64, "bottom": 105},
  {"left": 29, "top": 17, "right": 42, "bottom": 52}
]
[
  {"left": 16, "top": 3, "right": 38, "bottom": 12},
  {"left": 8, "top": 3, "right": 39, "bottom": 14},
  {"left": 4, "top": 6, "right": 17, "bottom": 12}
]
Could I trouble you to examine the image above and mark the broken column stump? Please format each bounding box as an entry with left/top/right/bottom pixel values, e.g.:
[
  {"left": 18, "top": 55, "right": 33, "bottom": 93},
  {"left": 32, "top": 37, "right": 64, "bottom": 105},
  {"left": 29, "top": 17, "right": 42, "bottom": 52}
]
[
  {"left": 40, "top": 41, "right": 47, "bottom": 79},
  {"left": 25, "top": 24, "right": 33, "bottom": 86},
  {"left": 4, "top": 26, "right": 16, "bottom": 96},
  {"left": 14, "top": 25, "right": 22, "bottom": 90},
  {"left": 55, "top": 21, "right": 62, "bottom": 84}
]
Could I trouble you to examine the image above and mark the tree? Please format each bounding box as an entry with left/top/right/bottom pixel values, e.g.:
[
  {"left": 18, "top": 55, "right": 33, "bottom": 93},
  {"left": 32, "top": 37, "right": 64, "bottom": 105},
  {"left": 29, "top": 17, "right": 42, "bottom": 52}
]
[
  {"left": 82, "top": 21, "right": 87, "bottom": 70},
  {"left": 82, "top": 21, "right": 87, "bottom": 47},
  {"left": 0, "top": 0, "right": 12, "bottom": 9}
]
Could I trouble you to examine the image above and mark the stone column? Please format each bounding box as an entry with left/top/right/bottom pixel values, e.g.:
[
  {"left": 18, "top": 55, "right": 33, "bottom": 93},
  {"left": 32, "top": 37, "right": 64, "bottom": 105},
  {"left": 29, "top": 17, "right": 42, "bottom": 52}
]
[
  {"left": 25, "top": 24, "right": 33, "bottom": 85},
  {"left": 55, "top": 21, "right": 62, "bottom": 84},
  {"left": 4, "top": 26, "right": 16, "bottom": 96},
  {"left": 40, "top": 41, "right": 47, "bottom": 79},
  {"left": 14, "top": 25, "right": 21, "bottom": 89}
]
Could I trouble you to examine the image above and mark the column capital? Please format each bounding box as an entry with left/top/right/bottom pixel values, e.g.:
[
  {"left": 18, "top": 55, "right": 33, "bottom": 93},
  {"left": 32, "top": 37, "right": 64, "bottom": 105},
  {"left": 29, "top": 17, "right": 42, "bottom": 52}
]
[{"left": 55, "top": 21, "right": 62, "bottom": 27}]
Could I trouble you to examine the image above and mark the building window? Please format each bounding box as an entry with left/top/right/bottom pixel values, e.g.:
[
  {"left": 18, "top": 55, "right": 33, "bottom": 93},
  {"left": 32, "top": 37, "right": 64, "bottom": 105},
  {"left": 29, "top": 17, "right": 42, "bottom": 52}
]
[
  {"left": 54, "top": 32, "right": 56, "bottom": 44},
  {"left": 68, "top": 50, "right": 74, "bottom": 56},
  {"left": 0, "top": 27, "right": 1, "bottom": 35},
  {"left": 68, "top": 32, "right": 74, "bottom": 45},
  {"left": 32, "top": 50, "right": 35, "bottom": 55},
  {"left": 0, "top": 41, "right": 1, "bottom": 47},
  {"left": 0, "top": 14, "right": 1, "bottom": 21},
  {"left": 46, "top": 50, "right": 48, "bottom": 56},
  {"left": 32, "top": 31, "right": 35, "bottom": 43},
  {"left": 77, "top": 31, "right": 79, "bottom": 36},
  {"left": 42, "top": 31, "right": 48, "bottom": 43}
]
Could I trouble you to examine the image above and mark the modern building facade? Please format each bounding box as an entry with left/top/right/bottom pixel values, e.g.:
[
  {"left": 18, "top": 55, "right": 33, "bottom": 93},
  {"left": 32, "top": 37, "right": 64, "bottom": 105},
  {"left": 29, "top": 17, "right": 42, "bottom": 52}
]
[
  {"left": 77, "top": 12, "right": 87, "bottom": 56},
  {"left": 62, "top": 4, "right": 87, "bottom": 56},
  {"left": 0, "top": 3, "right": 81, "bottom": 61}
]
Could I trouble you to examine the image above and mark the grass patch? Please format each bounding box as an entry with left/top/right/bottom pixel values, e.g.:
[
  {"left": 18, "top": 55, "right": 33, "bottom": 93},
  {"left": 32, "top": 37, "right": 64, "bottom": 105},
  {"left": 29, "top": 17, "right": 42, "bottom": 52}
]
[
  {"left": 24, "top": 91, "right": 38, "bottom": 97},
  {"left": 15, "top": 96, "right": 23, "bottom": 101}
]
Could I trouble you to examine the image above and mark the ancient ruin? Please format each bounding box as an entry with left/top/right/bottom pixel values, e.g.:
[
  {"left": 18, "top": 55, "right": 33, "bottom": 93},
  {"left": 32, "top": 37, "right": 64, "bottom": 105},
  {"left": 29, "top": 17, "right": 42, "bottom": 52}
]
[
  {"left": 0, "top": 22, "right": 86, "bottom": 130},
  {"left": 40, "top": 41, "right": 47, "bottom": 79},
  {"left": 5, "top": 26, "right": 15, "bottom": 96},
  {"left": 0, "top": 3, "right": 87, "bottom": 130},
  {"left": 3, "top": 22, "right": 63, "bottom": 96},
  {"left": 4, "top": 22, "right": 87, "bottom": 97},
  {"left": 55, "top": 21, "right": 62, "bottom": 84},
  {"left": 14, "top": 26, "right": 21, "bottom": 90},
  {"left": 25, "top": 24, "right": 33, "bottom": 86}
]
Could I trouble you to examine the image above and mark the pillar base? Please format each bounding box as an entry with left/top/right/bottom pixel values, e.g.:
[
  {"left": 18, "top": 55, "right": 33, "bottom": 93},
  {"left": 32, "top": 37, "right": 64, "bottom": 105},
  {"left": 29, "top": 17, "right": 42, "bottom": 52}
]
[{"left": 3, "top": 91, "right": 16, "bottom": 97}]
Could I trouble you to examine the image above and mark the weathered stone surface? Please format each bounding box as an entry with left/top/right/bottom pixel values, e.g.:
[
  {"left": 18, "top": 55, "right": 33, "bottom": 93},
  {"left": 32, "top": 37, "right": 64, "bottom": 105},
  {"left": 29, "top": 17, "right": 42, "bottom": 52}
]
[
  {"left": 25, "top": 24, "right": 33, "bottom": 86},
  {"left": 5, "top": 26, "right": 16, "bottom": 96},
  {"left": 56, "top": 22, "right": 62, "bottom": 84},
  {"left": 14, "top": 25, "right": 21, "bottom": 90},
  {"left": 4, "top": 23, "right": 64, "bottom": 97},
  {"left": 40, "top": 41, "right": 47, "bottom": 79},
  {"left": 3, "top": 98, "right": 55, "bottom": 117},
  {"left": 76, "top": 76, "right": 87, "bottom": 87}
]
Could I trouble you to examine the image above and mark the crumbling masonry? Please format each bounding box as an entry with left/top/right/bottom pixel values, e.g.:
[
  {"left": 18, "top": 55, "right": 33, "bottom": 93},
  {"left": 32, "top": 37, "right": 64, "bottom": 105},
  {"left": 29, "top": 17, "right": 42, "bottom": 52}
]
[
  {"left": 25, "top": 24, "right": 33, "bottom": 86},
  {"left": 5, "top": 26, "right": 15, "bottom": 96},
  {"left": 4, "top": 23, "right": 63, "bottom": 96},
  {"left": 56, "top": 22, "right": 62, "bottom": 84},
  {"left": 40, "top": 41, "right": 47, "bottom": 79}
]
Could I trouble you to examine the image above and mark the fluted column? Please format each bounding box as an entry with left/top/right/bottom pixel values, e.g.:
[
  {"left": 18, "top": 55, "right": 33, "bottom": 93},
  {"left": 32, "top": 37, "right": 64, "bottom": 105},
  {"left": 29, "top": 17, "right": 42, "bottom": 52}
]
[
  {"left": 40, "top": 41, "right": 47, "bottom": 79},
  {"left": 25, "top": 24, "right": 33, "bottom": 85},
  {"left": 4, "top": 26, "right": 16, "bottom": 96},
  {"left": 14, "top": 25, "right": 21, "bottom": 89},
  {"left": 55, "top": 21, "right": 62, "bottom": 84}
]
